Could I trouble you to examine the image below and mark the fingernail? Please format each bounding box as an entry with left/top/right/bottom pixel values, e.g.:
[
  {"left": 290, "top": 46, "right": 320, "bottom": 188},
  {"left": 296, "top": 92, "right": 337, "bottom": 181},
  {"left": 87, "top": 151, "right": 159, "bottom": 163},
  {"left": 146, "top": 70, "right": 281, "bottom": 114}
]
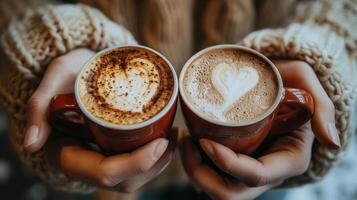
[
  {"left": 153, "top": 139, "right": 168, "bottom": 159},
  {"left": 24, "top": 125, "right": 39, "bottom": 147},
  {"left": 200, "top": 139, "right": 214, "bottom": 156},
  {"left": 327, "top": 123, "right": 341, "bottom": 148}
]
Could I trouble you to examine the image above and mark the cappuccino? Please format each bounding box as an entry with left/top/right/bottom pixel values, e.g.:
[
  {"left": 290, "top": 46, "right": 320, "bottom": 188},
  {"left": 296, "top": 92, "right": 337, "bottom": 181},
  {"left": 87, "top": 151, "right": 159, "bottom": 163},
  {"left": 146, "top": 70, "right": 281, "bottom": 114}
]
[
  {"left": 79, "top": 47, "right": 174, "bottom": 125},
  {"left": 183, "top": 49, "right": 278, "bottom": 123}
]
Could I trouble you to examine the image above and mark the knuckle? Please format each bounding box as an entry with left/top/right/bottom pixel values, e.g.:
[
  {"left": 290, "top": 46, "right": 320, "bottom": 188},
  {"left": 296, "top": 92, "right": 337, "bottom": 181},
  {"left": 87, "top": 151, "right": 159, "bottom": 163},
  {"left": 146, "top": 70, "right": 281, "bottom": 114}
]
[
  {"left": 316, "top": 97, "right": 335, "bottom": 117},
  {"left": 99, "top": 177, "right": 116, "bottom": 187},
  {"left": 134, "top": 159, "right": 153, "bottom": 174},
  {"left": 98, "top": 174, "right": 117, "bottom": 187},
  {"left": 97, "top": 165, "right": 118, "bottom": 187},
  {"left": 28, "top": 87, "right": 51, "bottom": 103},
  {"left": 28, "top": 96, "right": 40, "bottom": 109},
  {"left": 215, "top": 156, "right": 233, "bottom": 173},
  {"left": 256, "top": 174, "right": 269, "bottom": 186},
  {"left": 247, "top": 172, "right": 269, "bottom": 187},
  {"left": 27, "top": 95, "right": 45, "bottom": 113}
]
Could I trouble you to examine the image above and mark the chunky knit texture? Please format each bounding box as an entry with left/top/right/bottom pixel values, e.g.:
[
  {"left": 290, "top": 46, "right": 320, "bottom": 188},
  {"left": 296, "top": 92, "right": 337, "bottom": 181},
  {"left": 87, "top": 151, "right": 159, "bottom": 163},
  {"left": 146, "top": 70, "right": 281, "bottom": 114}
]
[
  {"left": 0, "top": 0, "right": 356, "bottom": 194},
  {"left": 0, "top": 4, "right": 137, "bottom": 193},
  {"left": 242, "top": 0, "right": 357, "bottom": 186},
  {"left": 0, "top": 0, "right": 52, "bottom": 32}
]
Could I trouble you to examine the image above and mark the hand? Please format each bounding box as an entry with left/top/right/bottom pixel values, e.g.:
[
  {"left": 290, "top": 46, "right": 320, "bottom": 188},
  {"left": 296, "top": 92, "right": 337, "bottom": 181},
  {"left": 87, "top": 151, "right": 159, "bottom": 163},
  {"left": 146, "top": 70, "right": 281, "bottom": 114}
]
[
  {"left": 24, "top": 48, "right": 96, "bottom": 152},
  {"left": 273, "top": 60, "right": 340, "bottom": 148},
  {"left": 46, "top": 128, "right": 177, "bottom": 192},
  {"left": 179, "top": 122, "right": 314, "bottom": 200},
  {"left": 179, "top": 60, "right": 338, "bottom": 199},
  {"left": 23, "top": 48, "right": 177, "bottom": 192}
]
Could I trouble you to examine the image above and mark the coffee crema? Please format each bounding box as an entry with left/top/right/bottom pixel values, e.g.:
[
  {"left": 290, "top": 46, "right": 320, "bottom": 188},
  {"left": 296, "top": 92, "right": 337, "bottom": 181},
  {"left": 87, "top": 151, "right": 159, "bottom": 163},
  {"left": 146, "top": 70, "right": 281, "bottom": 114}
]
[
  {"left": 79, "top": 47, "right": 174, "bottom": 125},
  {"left": 183, "top": 49, "right": 278, "bottom": 123}
]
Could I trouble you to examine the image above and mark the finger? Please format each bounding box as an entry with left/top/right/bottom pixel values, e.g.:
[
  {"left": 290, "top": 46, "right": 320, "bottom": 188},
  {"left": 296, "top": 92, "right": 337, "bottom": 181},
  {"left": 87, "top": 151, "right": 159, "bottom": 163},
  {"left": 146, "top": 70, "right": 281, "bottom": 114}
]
[
  {"left": 179, "top": 134, "right": 280, "bottom": 200},
  {"left": 200, "top": 126, "right": 313, "bottom": 187},
  {"left": 116, "top": 128, "right": 178, "bottom": 192},
  {"left": 179, "top": 134, "right": 232, "bottom": 200},
  {"left": 266, "top": 122, "right": 314, "bottom": 154},
  {"left": 24, "top": 49, "right": 95, "bottom": 152},
  {"left": 24, "top": 66, "right": 75, "bottom": 152},
  {"left": 46, "top": 137, "right": 168, "bottom": 188},
  {"left": 24, "top": 65, "right": 75, "bottom": 152},
  {"left": 274, "top": 60, "right": 340, "bottom": 149},
  {"left": 24, "top": 91, "right": 52, "bottom": 152}
]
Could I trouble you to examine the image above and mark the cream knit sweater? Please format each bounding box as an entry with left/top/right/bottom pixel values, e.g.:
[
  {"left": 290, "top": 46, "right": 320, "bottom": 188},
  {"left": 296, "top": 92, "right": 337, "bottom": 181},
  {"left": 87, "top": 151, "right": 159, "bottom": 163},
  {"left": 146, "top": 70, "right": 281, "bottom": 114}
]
[{"left": 0, "top": 0, "right": 356, "bottom": 194}]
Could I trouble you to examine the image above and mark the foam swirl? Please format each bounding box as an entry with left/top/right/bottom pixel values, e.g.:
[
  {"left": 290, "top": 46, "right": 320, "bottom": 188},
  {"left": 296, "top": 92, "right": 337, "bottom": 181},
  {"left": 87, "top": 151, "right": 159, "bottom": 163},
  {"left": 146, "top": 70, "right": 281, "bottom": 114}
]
[
  {"left": 211, "top": 63, "right": 259, "bottom": 114},
  {"left": 79, "top": 48, "right": 174, "bottom": 125},
  {"left": 97, "top": 58, "right": 160, "bottom": 113},
  {"left": 183, "top": 49, "right": 278, "bottom": 123}
]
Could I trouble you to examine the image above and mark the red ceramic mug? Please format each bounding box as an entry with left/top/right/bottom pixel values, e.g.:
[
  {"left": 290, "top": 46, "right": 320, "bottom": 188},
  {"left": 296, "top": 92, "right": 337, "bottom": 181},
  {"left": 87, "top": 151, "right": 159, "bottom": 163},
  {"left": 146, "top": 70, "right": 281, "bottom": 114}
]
[
  {"left": 179, "top": 45, "right": 314, "bottom": 154},
  {"left": 48, "top": 45, "right": 178, "bottom": 154}
]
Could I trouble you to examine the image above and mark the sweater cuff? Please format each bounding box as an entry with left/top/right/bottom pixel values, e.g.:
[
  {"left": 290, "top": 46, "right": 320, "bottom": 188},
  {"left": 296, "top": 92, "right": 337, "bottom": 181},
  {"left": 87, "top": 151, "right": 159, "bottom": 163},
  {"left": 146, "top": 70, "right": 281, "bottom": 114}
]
[
  {"left": 0, "top": 4, "right": 137, "bottom": 193},
  {"left": 241, "top": 22, "right": 355, "bottom": 187},
  {"left": 1, "top": 3, "right": 137, "bottom": 79}
]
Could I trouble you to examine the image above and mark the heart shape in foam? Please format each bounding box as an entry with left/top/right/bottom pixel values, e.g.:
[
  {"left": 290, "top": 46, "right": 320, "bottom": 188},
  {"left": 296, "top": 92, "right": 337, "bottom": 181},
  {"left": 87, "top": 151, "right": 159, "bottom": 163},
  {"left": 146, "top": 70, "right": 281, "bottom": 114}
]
[
  {"left": 99, "top": 58, "right": 159, "bottom": 113},
  {"left": 211, "top": 63, "right": 259, "bottom": 113}
]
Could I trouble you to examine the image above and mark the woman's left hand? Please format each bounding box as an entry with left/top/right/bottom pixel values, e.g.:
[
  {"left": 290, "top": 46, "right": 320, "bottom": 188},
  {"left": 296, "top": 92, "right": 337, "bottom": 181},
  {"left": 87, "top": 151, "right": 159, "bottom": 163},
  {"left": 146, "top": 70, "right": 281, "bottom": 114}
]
[
  {"left": 179, "top": 59, "right": 340, "bottom": 199},
  {"left": 179, "top": 121, "right": 314, "bottom": 200}
]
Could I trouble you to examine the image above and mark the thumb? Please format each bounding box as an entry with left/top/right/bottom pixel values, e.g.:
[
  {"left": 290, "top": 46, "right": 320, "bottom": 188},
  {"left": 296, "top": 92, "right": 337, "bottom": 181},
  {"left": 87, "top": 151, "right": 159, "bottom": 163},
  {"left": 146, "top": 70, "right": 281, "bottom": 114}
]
[
  {"left": 273, "top": 60, "right": 340, "bottom": 149},
  {"left": 24, "top": 89, "right": 52, "bottom": 153},
  {"left": 23, "top": 49, "right": 95, "bottom": 153},
  {"left": 311, "top": 101, "right": 340, "bottom": 149}
]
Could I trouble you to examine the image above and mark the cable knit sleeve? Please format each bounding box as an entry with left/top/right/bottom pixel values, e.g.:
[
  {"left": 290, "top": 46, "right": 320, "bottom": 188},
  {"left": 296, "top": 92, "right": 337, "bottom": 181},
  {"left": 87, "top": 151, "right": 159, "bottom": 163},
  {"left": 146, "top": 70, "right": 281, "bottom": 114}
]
[
  {"left": 242, "top": 0, "right": 357, "bottom": 186},
  {"left": 0, "top": 4, "right": 137, "bottom": 193}
]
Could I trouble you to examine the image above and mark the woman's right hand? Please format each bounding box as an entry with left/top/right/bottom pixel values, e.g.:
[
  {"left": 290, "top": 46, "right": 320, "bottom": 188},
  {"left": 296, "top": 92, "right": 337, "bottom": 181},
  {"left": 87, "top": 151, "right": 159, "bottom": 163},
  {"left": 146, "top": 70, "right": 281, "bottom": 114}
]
[
  {"left": 23, "top": 48, "right": 177, "bottom": 192},
  {"left": 45, "top": 128, "right": 177, "bottom": 192}
]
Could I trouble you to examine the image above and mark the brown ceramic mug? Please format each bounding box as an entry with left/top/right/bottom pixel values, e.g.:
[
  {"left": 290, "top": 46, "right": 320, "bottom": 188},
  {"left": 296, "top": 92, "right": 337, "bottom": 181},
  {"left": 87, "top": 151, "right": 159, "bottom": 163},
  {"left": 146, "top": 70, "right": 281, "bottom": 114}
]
[
  {"left": 179, "top": 45, "right": 314, "bottom": 154},
  {"left": 48, "top": 45, "right": 178, "bottom": 154}
]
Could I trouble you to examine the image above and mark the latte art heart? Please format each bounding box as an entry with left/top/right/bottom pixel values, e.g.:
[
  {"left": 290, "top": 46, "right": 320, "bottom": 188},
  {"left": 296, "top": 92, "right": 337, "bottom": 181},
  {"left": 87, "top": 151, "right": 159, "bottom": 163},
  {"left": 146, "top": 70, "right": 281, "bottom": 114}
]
[
  {"left": 183, "top": 48, "right": 278, "bottom": 123},
  {"left": 211, "top": 63, "right": 259, "bottom": 113},
  {"left": 99, "top": 58, "right": 159, "bottom": 113},
  {"left": 79, "top": 47, "right": 174, "bottom": 125}
]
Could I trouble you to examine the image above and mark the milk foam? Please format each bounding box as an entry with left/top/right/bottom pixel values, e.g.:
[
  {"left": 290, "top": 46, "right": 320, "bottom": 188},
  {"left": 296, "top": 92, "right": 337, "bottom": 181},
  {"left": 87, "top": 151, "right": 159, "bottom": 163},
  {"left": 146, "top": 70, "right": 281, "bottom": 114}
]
[
  {"left": 79, "top": 48, "right": 174, "bottom": 125},
  {"left": 98, "top": 58, "right": 160, "bottom": 113},
  {"left": 211, "top": 63, "right": 259, "bottom": 116},
  {"left": 183, "top": 49, "right": 278, "bottom": 123}
]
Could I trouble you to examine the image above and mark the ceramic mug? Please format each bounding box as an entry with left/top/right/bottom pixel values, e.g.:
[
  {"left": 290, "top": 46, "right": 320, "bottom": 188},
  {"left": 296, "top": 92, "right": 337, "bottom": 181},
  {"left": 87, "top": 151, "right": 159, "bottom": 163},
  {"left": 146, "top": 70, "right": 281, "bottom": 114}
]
[
  {"left": 179, "top": 44, "right": 314, "bottom": 154},
  {"left": 48, "top": 45, "right": 178, "bottom": 154}
]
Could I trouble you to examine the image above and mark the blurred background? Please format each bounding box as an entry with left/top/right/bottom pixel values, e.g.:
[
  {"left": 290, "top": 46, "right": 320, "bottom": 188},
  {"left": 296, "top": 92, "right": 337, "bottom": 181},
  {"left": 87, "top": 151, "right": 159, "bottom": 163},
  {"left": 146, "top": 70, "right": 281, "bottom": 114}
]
[{"left": 0, "top": 0, "right": 356, "bottom": 199}]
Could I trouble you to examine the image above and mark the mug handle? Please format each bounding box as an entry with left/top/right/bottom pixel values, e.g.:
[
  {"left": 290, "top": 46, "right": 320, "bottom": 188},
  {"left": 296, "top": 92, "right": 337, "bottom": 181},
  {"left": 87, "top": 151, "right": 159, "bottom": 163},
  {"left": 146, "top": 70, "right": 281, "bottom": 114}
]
[
  {"left": 270, "top": 88, "right": 314, "bottom": 135},
  {"left": 48, "top": 93, "right": 93, "bottom": 141}
]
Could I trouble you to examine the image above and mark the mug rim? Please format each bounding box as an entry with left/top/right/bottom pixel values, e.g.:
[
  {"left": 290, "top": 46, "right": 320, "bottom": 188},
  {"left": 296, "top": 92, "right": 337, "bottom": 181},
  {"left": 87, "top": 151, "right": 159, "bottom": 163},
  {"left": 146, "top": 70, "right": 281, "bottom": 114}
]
[
  {"left": 179, "top": 44, "right": 284, "bottom": 127},
  {"left": 74, "top": 44, "right": 178, "bottom": 130}
]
